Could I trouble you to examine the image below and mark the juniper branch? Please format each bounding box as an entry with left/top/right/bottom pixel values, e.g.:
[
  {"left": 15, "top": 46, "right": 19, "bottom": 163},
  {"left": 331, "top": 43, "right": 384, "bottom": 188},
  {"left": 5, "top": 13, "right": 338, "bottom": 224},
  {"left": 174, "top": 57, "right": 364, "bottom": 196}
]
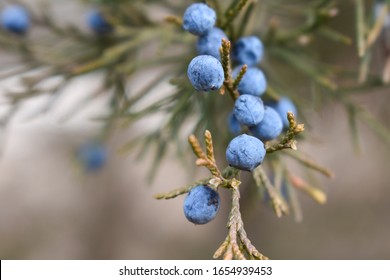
[
  {"left": 154, "top": 179, "right": 209, "bottom": 199},
  {"left": 253, "top": 166, "right": 289, "bottom": 218},
  {"left": 188, "top": 134, "right": 207, "bottom": 159},
  {"left": 204, "top": 130, "right": 216, "bottom": 164},
  {"left": 365, "top": 5, "right": 387, "bottom": 51},
  {"left": 355, "top": 0, "right": 366, "bottom": 58},
  {"left": 264, "top": 85, "right": 280, "bottom": 101},
  {"left": 165, "top": 15, "right": 183, "bottom": 27},
  {"left": 189, "top": 132, "right": 223, "bottom": 179},
  {"left": 266, "top": 112, "right": 304, "bottom": 153},
  {"left": 221, "top": 0, "right": 250, "bottom": 30},
  {"left": 283, "top": 150, "right": 335, "bottom": 178},
  {"left": 288, "top": 173, "right": 327, "bottom": 205},
  {"left": 237, "top": 222, "right": 268, "bottom": 260},
  {"left": 213, "top": 236, "right": 230, "bottom": 259},
  {"left": 232, "top": 64, "right": 247, "bottom": 90},
  {"left": 220, "top": 39, "right": 240, "bottom": 100},
  {"left": 214, "top": 187, "right": 268, "bottom": 260}
]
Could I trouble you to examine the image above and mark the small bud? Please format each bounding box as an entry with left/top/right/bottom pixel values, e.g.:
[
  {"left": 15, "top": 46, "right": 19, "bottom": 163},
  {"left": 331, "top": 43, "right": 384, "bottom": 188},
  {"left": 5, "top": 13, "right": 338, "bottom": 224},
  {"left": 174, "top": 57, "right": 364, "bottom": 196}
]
[
  {"left": 230, "top": 178, "right": 241, "bottom": 189},
  {"left": 290, "top": 141, "right": 297, "bottom": 150},
  {"left": 306, "top": 187, "right": 327, "bottom": 205}
]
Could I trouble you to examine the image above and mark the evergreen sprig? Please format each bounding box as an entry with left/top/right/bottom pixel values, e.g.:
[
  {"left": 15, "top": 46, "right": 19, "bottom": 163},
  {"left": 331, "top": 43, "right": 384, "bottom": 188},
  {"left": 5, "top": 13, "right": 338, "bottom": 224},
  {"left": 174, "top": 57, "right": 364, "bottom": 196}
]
[
  {"left": 253, "top": 166, "right": 289, "bottom": 218},
  {"left": 266, "top": 112, "right": 305, "bottom": 153},
  {"left": 214, "top": 187, "right": 268, "bottom": 260},
  {"left": 219, "top": 38, "right": 240, "bottom": 100},
  {"left": 0, "top": 0, "right": 389, "bottom": 260}
]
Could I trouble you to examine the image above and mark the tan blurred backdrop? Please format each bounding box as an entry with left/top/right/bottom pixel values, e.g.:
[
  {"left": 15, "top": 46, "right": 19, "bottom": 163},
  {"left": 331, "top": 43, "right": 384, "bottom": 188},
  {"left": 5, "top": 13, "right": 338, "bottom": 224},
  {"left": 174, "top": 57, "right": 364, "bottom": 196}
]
[{"left": 0, "top": 0, "right": 389, "bottom": 259}]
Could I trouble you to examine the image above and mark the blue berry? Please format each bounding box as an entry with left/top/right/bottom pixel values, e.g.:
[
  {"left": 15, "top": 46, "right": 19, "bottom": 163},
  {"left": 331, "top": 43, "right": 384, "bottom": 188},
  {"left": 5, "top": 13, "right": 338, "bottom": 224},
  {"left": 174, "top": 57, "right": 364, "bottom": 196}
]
[
  {"left": 87, "top": 10, "right": 112, "bottom": 34},
  {"left": 78, "top": 142, "right": 108, "bottom": 172},
  {"left": 183, "top": 185, "right": 220, "bottom": 225},
  {"left": 182, "top": 3, "right": 216, "bottom": 35},
  {"left": 233, "top": 66, "right": 267, "bottom": 96},
  {"left": 228, "top": 111, "right": 241, "bottom": 135},
  {"left": 266, "top": 97, "right": 297, "bottom": 129},
  {"left": 250, "top": 106, "right": 283, "bottom": 141},
  {"left": 226, "top": 134, "right": 266, "bottom": 171},
  {"left": 197, "top": 27, "right": 227, "bottom": 60},
  {"left": 233, "top": 95, "right": 264, "bottom": 126},
  {"left": 187, "top": 55, "right": 224, "bottom": 91},
  {"left": 0, "top": 5, "right": 30, "bottom": 34},
  {"left": 232, "top": 36, "right": 264, "bottom": 66}
]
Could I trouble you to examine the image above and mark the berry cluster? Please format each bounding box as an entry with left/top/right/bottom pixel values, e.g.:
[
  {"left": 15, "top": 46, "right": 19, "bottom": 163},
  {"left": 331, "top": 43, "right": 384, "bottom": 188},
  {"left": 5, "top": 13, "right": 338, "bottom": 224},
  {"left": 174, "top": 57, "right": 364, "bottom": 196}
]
[
  {"left": 181, "top": 2, "right": 300, "bottom": 225},
  {"left": 226, "top": 41, "right": 298, "bottom": 171},
  {"left": 0, "top": 4, "right": 112, "bottom": 36},
  {"left": 182, "top": 3, "right": 225, "bottom": 224},
  {"left": 184, "top": 3, "right": 224, "bottom": 92}
]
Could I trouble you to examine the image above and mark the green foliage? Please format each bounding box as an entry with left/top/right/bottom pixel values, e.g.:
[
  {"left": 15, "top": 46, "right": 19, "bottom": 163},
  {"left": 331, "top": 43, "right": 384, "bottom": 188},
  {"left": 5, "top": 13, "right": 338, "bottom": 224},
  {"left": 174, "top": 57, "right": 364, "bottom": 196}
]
[{"left": 0, "top": 0, "right": 389, "bottom": 259}]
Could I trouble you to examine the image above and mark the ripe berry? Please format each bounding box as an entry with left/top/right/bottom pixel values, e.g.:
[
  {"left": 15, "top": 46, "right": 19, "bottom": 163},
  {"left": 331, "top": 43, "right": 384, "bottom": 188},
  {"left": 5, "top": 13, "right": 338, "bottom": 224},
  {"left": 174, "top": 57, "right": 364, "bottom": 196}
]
[
  {"left": 182, "top": 3, "right": 216, "bottom": 35},
  {"left": 266, "top": 97, "right": 297, "bottom": 129},
  {"left": 232, "top": 36, "right": 264, "bottom": 66},
  {"left": 233, "top": 95, "right": 265, "bottom": 126},
  {"left": 233, "top": 66, "right": 267, "bottom": 96},
  {"left": 0, "top": 5, "right": 30, "bottom": 35},
  {"left": 250, "top": 106, "right": 283, "bottom": 141},
  {"left": 77, "top": 142, "right": 108, "bottom": 172},
  {"left": 183, "top": 185, "right": 220, "bottom": 225},
  {"left": 197, "top": 27, "right": 227, "bottom": 60},
  {"left": 87, "top": 10, "right": 112, "bottom": 34},
  {"left": 226, "top": 134, "right": 266, "bottom": 171},
  {"left": 228, "top": 111, "right": 241, "bottom": 135},
  {"left": 187, "top": 55, "right": 224, "bottom": 91}
]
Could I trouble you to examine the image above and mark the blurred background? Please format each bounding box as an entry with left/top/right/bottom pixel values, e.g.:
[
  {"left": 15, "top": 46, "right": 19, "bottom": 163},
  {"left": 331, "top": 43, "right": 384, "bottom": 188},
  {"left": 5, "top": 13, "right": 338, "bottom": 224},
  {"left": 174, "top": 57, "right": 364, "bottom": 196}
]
[{"left": 0, "top": 0, "right": 389, "bottom": 259}]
